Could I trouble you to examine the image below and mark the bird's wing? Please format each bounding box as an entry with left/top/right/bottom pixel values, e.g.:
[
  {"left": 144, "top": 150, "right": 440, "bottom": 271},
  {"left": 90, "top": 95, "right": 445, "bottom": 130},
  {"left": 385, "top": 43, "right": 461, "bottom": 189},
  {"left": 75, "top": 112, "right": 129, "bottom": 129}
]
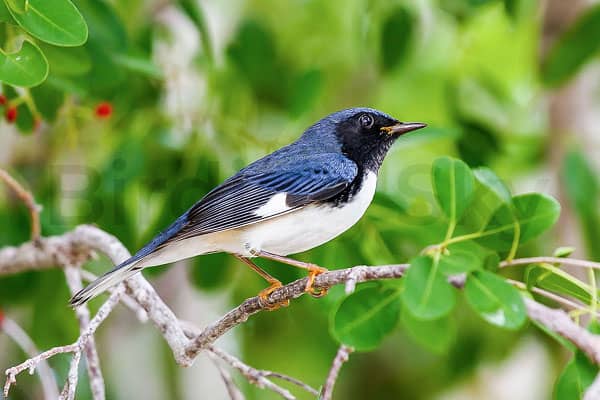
[{"left": 173, "top": 153, "right": 358, "bottom": 240}]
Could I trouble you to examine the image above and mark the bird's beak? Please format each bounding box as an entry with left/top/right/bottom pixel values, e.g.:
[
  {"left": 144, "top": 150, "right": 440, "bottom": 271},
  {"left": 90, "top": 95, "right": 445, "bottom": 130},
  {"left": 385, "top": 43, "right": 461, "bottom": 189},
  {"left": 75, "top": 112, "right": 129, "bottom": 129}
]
[{"left": 381, "top": 122, "right": 427, "bottom": 135}]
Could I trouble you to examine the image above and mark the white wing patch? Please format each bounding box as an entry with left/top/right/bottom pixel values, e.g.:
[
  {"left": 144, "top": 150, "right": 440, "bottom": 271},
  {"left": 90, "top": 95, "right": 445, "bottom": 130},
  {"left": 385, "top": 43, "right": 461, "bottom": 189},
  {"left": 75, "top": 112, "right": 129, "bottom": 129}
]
[{"left": 254, "top": 192, "right": 291, "bottom": 217}]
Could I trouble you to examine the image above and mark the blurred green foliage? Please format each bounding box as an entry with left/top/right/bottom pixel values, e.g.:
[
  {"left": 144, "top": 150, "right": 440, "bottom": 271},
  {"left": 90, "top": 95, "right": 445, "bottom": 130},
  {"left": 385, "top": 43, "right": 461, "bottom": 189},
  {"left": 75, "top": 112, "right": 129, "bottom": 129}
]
[{"left": 1, "top": 0, "right": 600, "bottom": 399}]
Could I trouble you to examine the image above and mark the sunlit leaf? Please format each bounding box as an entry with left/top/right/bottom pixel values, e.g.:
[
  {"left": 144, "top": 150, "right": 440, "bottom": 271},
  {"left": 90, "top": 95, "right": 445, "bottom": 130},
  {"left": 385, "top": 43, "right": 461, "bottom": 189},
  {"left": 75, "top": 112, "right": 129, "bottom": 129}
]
[
  {"left": 477, "top": 193, "right": 560, "bottom": 251},
  {"left": 402, "top": 256, "right": 456, "bottom": 320},
  {"left": 331, "top": 285, "right": 402, "bottom": 351},
  {"left": 6, "top": 0, "right": 88, "bottom": 46},
  {"left": 0, "top": 40, "right": 48, "bottom": 87},
  {"left": 554, "top": 246, "right": 576, "bottom": 258},
  {"left": 542, "top": 4, "right": 600, "bottom": 87},
  {"left": 432, "top": 157, "right": 475, "bottom": 221},
  {"left": 465, "top": 271, "right": 526, "bottom": 330},
  {"left": 474, "top": 167, "right": 512, "bottom": 204}
]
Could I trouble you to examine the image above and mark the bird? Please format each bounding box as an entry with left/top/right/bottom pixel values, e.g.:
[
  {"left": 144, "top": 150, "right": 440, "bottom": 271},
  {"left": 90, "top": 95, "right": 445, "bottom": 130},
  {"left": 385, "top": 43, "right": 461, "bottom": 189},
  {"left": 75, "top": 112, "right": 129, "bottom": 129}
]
[{"left": 70, "top": 108, "right": 426, "bottom": 307}]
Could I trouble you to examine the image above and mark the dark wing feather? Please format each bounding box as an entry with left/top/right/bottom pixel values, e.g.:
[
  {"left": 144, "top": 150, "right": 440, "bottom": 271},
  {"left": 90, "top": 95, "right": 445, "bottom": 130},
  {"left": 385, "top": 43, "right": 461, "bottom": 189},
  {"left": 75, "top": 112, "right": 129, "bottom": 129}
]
[{"left": 172, "top": 153, "right": 358, "bottom": 241}]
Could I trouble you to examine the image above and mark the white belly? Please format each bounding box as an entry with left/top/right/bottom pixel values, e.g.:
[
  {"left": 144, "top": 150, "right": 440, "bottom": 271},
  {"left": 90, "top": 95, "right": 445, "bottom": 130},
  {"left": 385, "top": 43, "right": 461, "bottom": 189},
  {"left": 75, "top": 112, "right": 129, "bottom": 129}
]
[
  {"left": 236, "top": 171, "right": 377, "bottom": 255},
  {"left": 140, "top": 172, "right": 377, "bottom": 266}
]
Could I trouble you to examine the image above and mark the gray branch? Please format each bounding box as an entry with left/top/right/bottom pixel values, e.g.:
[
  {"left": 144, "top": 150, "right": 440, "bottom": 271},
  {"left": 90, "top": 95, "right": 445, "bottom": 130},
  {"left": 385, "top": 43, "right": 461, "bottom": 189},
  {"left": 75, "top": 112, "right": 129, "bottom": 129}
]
[{"left": 3, "top": 225, "right": 600, "bottom": 399}]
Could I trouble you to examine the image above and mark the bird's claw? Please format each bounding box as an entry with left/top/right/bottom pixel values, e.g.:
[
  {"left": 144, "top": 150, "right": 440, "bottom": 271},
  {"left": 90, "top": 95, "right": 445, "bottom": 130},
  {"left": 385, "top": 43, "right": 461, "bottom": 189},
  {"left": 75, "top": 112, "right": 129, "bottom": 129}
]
[
  {"left": 258, "top": 280, "right": 289, "bottom": 311},
  {"left": 305, "top": 265, "right": 328, "bottom": 298}
]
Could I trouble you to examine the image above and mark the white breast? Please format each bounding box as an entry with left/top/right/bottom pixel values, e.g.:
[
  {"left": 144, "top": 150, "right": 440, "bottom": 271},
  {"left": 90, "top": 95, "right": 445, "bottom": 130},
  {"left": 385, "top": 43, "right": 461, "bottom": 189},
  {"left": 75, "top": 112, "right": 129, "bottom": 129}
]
[{"left": 237, "top": 171, "right": 378, "bottom": 256}]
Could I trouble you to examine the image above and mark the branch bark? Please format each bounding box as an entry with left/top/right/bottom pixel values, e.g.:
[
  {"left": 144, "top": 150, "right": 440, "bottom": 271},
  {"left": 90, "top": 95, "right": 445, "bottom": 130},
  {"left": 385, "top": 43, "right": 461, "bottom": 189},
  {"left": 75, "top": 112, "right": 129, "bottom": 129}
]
[{"left": 3, "top": 225, "right": 600, "bottom": 399}]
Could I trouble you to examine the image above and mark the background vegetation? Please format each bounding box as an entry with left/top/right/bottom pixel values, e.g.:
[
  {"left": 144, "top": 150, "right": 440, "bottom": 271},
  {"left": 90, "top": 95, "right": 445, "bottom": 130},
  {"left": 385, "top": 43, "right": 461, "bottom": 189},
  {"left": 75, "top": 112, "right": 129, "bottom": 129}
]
[{"left": 1, "top": 0, "right": 600, "bottom": 398}]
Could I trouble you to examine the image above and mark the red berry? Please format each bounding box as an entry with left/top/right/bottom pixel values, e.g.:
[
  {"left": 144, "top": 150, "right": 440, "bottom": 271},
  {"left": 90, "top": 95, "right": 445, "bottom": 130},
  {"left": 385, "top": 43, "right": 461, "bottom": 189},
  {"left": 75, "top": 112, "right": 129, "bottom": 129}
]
[
  {"left": 95, "top": 102, "right": 113, "bottom": 118},
  {"left": 5, "top": 106, "right": 17, "bottom": 123},
  {"left": 0, "top": 308, "right": 4, "bottom": 328},
  {"left": 0, "top": 94, "right": 6, "bottom": 106}
]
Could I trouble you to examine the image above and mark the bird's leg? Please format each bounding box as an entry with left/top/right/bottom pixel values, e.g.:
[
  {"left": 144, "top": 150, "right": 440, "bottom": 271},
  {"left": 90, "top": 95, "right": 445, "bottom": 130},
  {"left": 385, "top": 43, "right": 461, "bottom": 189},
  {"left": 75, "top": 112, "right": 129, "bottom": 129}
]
[
  {"left": 252, "top": 250, "right": 328, "bottom": 297},
  {"left": 233, "top": 254, "right": 289, "bottom": 310}
]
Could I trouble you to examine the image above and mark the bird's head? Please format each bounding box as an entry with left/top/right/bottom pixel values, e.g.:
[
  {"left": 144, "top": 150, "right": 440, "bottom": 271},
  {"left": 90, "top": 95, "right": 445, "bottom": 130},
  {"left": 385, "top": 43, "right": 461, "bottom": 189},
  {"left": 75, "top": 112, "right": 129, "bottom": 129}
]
[{"left": 321, "top": 108, "right": 427, "bottom": 172}]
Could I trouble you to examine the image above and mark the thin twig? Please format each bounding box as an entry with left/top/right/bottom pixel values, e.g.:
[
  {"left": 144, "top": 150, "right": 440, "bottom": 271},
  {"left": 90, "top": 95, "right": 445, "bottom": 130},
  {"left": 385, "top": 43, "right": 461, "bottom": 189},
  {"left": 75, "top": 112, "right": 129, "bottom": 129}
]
[
  {"left": 59, "top": 350, "right": 81, "bottom": 400},
  {"left": 208, "top": 346, "right": 295, "bottom": 400},
  {"left": 1, "top": 317, "right": 59, "bottom": 399},
  {"left": 64, "top": 265, "right": 105, "bottom": 400},
  {"left": 508, "top": 279, "right": 600, "bottom": 317},
  {"left": 320, "top": 271, "right": 358, "bottom": 399},
  {"left": 320, "top": 345, "right": 354, "bottom": 400},
  {"left": 207, "top": 352, "right": 245, "bottom": 400},
  {"left": 4, "top": 289, "right": 123, "bottom": 398},
  {"left": 501, "top": 256, "right": 600, "bottom": 270},
  {"left": 0, "top": 168, "right": 41, "bottom": 241}
]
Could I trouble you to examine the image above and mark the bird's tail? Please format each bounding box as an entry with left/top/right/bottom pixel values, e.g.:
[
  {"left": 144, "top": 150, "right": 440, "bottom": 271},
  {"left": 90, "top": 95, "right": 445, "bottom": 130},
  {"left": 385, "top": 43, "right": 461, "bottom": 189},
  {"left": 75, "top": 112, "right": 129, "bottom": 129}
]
[{"left": 69, "top": 261, "right": 141, "bottom": 307}]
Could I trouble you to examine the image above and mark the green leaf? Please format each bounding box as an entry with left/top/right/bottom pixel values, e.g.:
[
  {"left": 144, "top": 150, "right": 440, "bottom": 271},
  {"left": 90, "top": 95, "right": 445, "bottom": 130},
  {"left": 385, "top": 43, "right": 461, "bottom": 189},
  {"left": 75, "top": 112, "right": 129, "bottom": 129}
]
[
  {"left": 331, "top": 285, "right": 401, "bottom": 351},
  {"left": 460, "top": 168, "right": 511, "bottom": 232},
  {"left": 562, "top": 150, "right": 599, "bottom": 216},
  {"left": 477, "top": 193, "right": 561, "bottom": 251},
  {"left": 6, "top": 0, "right": 88, "bottom": 46},
  {"left": 465, "top": 271, "right": 526, "bottom": 330},
  {"left": 554, "top": 246, "right": 576, "bottom": 258},
  {"left": 39, "top": 43, "right": 90, "bottom": 76},
  {"left": 554, "top": 351, "right": 598, "bottom": 400},
  {"left": 15, "top": 100, "right": 34, "bottom": 133},
  {"left": 432, "top": 156, "right": 475, "bottom": 222},
  {"left": 542, "top": 4, "right": 600, "bottom": 87},
  {"left": 473, "top": 167, "right": 512, "bottom": 204},
  {"left": 30, "top": 81, "right": 65, "bottom": 121},
  {"left": 525, "top": 265, "right": 594, "bottom": 305},
  {"left": 0, "top": 1, "right": 12, "bottom": 21},
  {"left": 75, "top": 0, "right": 127, "bottom": 51},
  {"left": 287, "top": 69, "right": 322, "bottom": 116},
  {"left": 439, "top": 248, "right": 482, "bottom": 275},
  {"left": 380, "top": 6, "right": 414, "bottom": 71},
  {"left": 402, "top": 256, "right": 456, "bottom": 320},
  {"left": 400, "top": 306, "right": 455, "bottom": 354},
  {"left": 0, "top": 40, "right": 48, "bottom": 87},
  {"left": 111, "top": 52, "right": 163, "bottom": 79},
  {"left": 562, "top": 151, "right": 600, "bottom": 260}
]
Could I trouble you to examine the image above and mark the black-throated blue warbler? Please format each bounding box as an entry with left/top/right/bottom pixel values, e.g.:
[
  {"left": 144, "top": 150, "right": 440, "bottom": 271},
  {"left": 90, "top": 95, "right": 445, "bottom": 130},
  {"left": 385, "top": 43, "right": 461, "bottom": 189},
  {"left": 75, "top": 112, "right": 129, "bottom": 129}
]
[{"left": 70, "top": 108, "right": 426, "bottom": 306}]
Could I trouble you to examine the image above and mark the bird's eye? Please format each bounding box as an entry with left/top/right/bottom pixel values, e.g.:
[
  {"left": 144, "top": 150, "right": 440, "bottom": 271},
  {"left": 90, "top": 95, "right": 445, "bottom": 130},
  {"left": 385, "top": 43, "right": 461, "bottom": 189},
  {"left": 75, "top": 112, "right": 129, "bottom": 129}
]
[{"left": 359, "top": 114, "right": 374, "bottom": 129}]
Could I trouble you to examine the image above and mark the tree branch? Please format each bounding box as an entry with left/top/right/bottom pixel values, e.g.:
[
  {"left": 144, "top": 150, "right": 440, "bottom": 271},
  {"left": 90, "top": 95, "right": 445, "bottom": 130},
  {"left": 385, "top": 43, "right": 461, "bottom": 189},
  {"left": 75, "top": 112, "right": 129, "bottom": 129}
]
[
  {"left": 1, "top": 316, "right": 59, "bottom": 399},
  {"left": 3, "top": 225, "right": 600, "bottom": 399},
  {"left": 64, "top": 265, "right": 105, "bottom": 400}
]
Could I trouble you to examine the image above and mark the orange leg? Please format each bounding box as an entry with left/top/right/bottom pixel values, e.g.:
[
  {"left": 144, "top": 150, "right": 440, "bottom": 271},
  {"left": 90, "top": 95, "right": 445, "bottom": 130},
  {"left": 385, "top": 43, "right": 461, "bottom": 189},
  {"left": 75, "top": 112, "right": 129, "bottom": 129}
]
[
  {"left": 252, "top": 250, "right": 328, "bottom": 297},
  {"left": 234, "top": 255, "right": 289, "bottom": 310}
]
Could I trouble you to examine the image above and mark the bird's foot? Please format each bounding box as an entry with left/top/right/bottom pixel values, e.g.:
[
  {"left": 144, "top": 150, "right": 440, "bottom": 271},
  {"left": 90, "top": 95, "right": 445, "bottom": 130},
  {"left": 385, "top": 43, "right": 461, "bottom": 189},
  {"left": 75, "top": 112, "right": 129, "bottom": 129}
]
[
  {"left": 258, "top": 279, "right": 289, "bottom": 311},
  {"left": 305, "top": 265, "right": 328, "bottom": 298}
]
